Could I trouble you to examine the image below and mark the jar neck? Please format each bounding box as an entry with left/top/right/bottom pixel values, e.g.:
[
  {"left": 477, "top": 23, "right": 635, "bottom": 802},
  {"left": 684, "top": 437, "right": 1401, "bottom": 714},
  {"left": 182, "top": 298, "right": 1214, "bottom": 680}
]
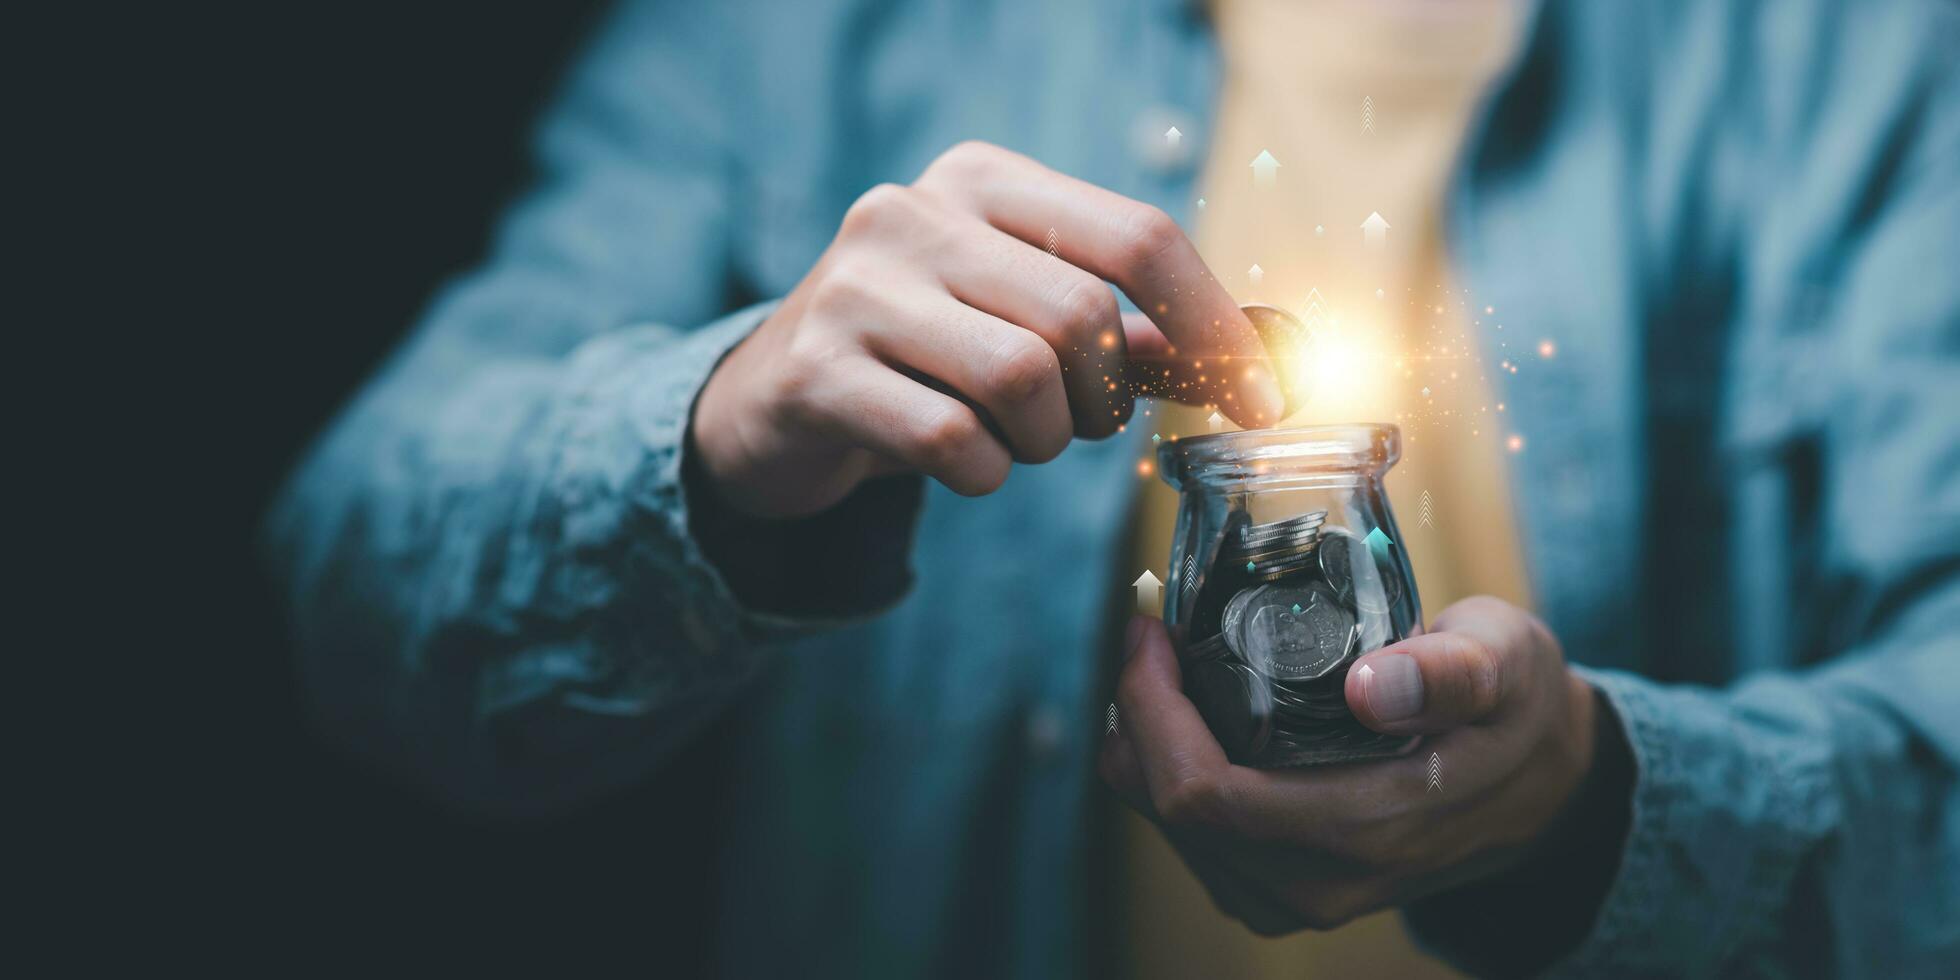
[{"left": 1158, "top": 423, "right": 1402, "bottom": 493}]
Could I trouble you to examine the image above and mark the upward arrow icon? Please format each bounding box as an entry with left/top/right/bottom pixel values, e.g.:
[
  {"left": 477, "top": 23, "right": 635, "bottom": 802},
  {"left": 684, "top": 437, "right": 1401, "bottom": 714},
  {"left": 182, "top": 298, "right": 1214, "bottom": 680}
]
[
  {"left": 1250, "top": 149, "right": 1280, "bottom": 188},
  {"left": 1165, "top": 126, "right": 1182, "bottom": 146},
  {"left": 1132, "top": 570, "right": 1162, "bottom": 614},
  {"left": 1361, "top": 211, "right": 1391, "bottom": 246}
]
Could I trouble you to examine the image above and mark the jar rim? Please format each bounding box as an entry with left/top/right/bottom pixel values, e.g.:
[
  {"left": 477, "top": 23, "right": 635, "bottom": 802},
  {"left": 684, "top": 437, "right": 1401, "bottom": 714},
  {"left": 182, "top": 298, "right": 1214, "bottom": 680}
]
[{"left": 1156, "top": 423, "right": 1400, "bottom": 488}]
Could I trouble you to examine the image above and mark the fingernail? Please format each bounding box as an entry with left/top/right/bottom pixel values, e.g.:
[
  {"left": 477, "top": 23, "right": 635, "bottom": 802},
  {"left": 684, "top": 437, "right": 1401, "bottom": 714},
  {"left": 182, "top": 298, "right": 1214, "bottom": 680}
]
[
  {"left": 1124, "top": 616, "right": 1150, "bottom": 658},
  {"left": 1363, "top": 654, "right": 1424, "bottom": 722}
]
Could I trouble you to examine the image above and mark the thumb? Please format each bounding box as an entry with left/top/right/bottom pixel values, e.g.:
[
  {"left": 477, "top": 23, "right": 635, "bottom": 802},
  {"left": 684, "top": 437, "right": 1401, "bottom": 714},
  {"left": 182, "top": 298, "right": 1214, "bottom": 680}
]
[{"left": 1344, "top": 631, "right": 1506, "bottom": 735}]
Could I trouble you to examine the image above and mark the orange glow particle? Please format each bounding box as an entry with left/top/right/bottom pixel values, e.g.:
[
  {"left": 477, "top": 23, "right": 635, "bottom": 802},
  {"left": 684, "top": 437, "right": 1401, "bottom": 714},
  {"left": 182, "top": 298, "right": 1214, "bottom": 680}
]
[
  {"left": 1137, "top": 459, "right": 1155, "bottom": 477},
  {"left": 1507, "top": 434, "right": 1525, "bottom": 453},
  {"left": 1538, "top": 339, "right": 1556, "bottom": 359},
  {"left": 1100, "top": 331, "right": 1118, "bottom": 349}
]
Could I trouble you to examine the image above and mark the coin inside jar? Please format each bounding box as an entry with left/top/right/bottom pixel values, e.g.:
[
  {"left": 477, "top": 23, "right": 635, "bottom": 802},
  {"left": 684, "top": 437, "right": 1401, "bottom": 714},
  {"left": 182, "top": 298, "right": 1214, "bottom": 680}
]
[
  {"left": 1317, "top": 526, "right": 1402, "bottom": 613},
  {"left": 1229, "top": 583, "right": 1356, "bottom": 681}
]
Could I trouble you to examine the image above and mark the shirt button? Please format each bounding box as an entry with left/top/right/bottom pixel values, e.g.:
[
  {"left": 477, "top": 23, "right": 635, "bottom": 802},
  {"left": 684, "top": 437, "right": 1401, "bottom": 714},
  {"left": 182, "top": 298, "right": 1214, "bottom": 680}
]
[
  {"left": 1132, "top": 105, "right": 1196, "bottom": 175},
  {"left": 1025, "top": 705, "right": 1066, "bottom": 760}
]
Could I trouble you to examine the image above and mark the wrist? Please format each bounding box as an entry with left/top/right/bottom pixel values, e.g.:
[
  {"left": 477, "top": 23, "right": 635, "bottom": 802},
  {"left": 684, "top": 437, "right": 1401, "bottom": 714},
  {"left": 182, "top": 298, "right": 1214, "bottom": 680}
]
[
  {"left": 1403, "top": 682, "right": 1635, "bottom": 975},
  {"left": 1533, "top": 670, "right": 1607, "bottom": 859}
]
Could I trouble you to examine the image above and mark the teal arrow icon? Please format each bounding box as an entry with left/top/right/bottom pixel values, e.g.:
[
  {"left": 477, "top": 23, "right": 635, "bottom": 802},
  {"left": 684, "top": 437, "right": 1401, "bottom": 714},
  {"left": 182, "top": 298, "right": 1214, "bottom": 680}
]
[{"left": 1366, "top": 527, "right": 1395, "bottom": 566}]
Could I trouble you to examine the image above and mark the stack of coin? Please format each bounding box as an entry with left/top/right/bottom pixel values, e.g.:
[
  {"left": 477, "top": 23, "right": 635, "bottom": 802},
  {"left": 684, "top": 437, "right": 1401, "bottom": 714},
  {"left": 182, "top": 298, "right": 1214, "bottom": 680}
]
[{"left": 1175, "top": 508, "right": 1419, "bottom": 767}]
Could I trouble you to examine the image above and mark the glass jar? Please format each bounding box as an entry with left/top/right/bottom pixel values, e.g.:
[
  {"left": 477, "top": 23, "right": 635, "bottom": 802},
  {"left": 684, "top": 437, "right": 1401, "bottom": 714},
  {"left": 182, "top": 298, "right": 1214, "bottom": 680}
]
[{"left": 1156, "top": 423, "right": 1422, "bottom": 767}]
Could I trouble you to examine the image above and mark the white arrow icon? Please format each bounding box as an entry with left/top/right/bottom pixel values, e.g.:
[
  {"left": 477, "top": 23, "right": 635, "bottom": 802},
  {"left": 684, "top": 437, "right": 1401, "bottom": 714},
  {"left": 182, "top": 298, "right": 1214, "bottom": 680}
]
[
  {"left": 1133, "top": 570, "right": 1162, "bottom": 613},
  {"left": 1165, "top": 126, "right": 1182, "bottom": 147},
  {"left": 1208, "top": 410, "right": 1225, "bottom": 433},
  {"left": 1250, "top": 149, "right": 1280, "bottom": 188},
  {"left": 1361, "top": 211, "right": 1391, "bottom": 246},
  {"left": 1247, "top": 263, "right": 1263, "bottom": 285},
  {"left": 1358, "top": 663, "right": 1375, "bottom": 682}
]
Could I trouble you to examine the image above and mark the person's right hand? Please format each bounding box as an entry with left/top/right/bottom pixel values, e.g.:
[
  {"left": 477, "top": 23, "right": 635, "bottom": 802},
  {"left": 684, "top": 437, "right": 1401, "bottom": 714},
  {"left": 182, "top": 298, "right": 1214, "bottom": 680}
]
[{"left": 690, "top": 141, "right": 1286, "bottom": 518}]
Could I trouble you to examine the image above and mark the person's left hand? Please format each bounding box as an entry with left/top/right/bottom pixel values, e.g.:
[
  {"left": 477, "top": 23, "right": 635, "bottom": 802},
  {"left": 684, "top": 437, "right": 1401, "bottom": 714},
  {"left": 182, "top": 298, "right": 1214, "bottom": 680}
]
[{"left": 1100, "top": 596, "right": 1598, "bottom": 934}]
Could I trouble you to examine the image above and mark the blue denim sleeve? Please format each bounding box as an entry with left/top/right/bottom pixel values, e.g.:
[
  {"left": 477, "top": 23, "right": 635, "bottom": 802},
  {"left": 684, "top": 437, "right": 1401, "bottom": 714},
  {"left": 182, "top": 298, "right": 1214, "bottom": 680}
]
[
  {"left": 1546, "top": 101, "right": 1960, "bottom": 980},
  {"left": 263, "top": 1, "right": 918, "bottom": 818}
]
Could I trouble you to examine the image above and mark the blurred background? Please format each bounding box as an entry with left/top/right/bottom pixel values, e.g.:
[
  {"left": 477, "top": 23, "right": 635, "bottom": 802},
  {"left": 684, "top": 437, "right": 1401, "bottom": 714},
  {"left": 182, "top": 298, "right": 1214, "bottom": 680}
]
[{"left": 186, "top": 0, "right": 743, "bottom": 962}]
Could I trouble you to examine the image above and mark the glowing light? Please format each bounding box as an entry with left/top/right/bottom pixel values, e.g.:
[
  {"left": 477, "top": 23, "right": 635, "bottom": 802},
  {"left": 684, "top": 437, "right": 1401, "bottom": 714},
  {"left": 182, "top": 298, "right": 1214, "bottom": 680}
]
[
  {"left": 1100, "top": 331, "right": 1117, "bottom": 349},
  {"left": 1507, "top": 434, "right": 1525, "bottom": 453},
  {"left": 1280, "top": 315, "right": 1401, "bottom": 413},
  {"left": 1137, "top": 459, "right": 1155, "bottom": 477},
  {"left": 1538, "top": 339, "right": 1556, "bottom": 359}
]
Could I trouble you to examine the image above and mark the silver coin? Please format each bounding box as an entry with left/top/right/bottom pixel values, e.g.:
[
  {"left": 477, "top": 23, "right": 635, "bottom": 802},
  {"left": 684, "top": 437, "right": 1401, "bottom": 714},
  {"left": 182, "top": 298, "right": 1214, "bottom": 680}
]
[
  {"left": 1242, "top": 522, "right": 1324, "bottom": 544},
  {"left": 1219, "top": 587, "right": 1258, "bottom": 653},
  {"left": 1235, "top": 585, "right": 1356, "bottom": 681},
  {"left": 1233, "top": 533, "right": 1322, "bottom": 562},
  {"left": 1316, "top": 526, "right": 1402, "bottom": 614},
  {"left": 1238, "top": 512, "right": 1327, "bottom": 546},
  {"left": 1243, "top": 552, "right": 1325, "bottom": 584}
]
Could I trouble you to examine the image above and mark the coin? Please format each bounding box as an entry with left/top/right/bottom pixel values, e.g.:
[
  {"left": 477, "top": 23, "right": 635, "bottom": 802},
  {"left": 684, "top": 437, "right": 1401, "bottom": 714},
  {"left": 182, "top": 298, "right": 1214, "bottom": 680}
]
[
  {"left": 1316, "top": 526, "right": 1401, "bottom": 613},
  {"left": 1220, "top": 587, "right": 1256, "bottom": 651},
  {"left": 1240, "top": 304, "right": 1311, "bottom": 416},
  {"left": 1232, "top": 584, "right": 1356, "bottom": 681},
  {"left": 1236, "top": 511, "right": 1327, "bottom": 548}
]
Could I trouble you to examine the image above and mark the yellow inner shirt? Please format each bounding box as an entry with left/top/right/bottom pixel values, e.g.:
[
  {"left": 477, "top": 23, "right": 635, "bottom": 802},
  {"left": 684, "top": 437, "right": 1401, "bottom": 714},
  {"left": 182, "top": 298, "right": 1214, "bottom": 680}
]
[{"left": 1120, "top": 2, "right": 1532, "bottom": 975}]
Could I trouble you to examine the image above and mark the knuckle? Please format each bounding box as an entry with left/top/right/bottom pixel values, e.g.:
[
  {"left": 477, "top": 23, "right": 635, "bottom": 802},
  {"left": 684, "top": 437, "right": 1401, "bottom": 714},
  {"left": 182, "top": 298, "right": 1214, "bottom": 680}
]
[
  {"left": 1117, "top": 205, "right": 1182, "bottom": 268},
  {"left": 771, "top": 338, "right": 842, "bottom": 418},
  {"left": 807, "top": 258, "right": 878, "bottom": 314},
  {"left": 1451, "top": 633, "right": 1505, "bottom": 717},
  {"left": 1055, "top": 277, "right": 1119, "bottom": 343},
  {"left": 916, "top": 405, "right": 981, "bottom": 465},
  {"left": 986, "top": 335, "right": 1060, "bottom": 406},
  {"left": 915, "top": 408, "right": 1008, "bottom": 496},
  {"left": 923, "top": 140, "right": 999, "bottom": 182},
  {"left": 840, "top": 182, "right": 912, "bottom": 235},
  {"left": 1155, "top": 774, "right": 1233, "bottom": 830}
]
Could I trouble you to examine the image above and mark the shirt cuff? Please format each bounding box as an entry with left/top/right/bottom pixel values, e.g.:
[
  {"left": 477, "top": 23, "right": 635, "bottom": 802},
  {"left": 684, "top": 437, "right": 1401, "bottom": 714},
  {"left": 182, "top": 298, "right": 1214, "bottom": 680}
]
[
  {"left": 619, "top": 299, "right": 924, "bottom": 636},
  {"left": 1527, "top": 666, "right": 1839, "bottom": 978}
]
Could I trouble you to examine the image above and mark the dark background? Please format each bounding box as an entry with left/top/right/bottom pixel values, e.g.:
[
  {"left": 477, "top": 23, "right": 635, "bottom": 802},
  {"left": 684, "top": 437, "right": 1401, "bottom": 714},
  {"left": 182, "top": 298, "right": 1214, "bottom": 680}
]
[{"left": 188, "top": 0, "right": 722, "bottom": 962}]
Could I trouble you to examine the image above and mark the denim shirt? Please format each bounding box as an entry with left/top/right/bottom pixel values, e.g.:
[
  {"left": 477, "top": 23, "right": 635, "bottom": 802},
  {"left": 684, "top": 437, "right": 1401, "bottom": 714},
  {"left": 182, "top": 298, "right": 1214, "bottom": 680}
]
[{"left": 266, "top": 0, "right": 1960, "bottom": 975}]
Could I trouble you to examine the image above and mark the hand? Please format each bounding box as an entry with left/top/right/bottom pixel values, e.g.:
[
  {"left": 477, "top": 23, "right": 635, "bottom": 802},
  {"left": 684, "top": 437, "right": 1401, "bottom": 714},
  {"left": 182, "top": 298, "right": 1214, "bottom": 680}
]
[
  {"left": 1100, "top": 597, "right": 1599, "bottom": 935},
  {"left": 690, "top": 141, "right": 1285, "bottom": 518}
]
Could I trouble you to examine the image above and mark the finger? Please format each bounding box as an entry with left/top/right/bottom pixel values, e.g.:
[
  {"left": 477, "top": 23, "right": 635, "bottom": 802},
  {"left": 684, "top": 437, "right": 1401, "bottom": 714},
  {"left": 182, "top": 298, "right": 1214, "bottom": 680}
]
[
  {"left": 1098, "top": 726, "right": 1152, "bottom": 813},
  {"left": 862, "top": 289, "right": 1074, "bottom": 463},
  {"left": 1345, "top": 629, "right": 1511, "bottom": 735},
  {"left": 929, "top": 219, "right": 1133, "bottom": 439},
  {"left": 807, "top": 356, "right": 1014, "bottom": 496},
  {"left": 1112, "top": 615, "right": 1242, "bottom": 828},
  {"left": 915, "top": 143, "right": 1284, "bottom": 426}
]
